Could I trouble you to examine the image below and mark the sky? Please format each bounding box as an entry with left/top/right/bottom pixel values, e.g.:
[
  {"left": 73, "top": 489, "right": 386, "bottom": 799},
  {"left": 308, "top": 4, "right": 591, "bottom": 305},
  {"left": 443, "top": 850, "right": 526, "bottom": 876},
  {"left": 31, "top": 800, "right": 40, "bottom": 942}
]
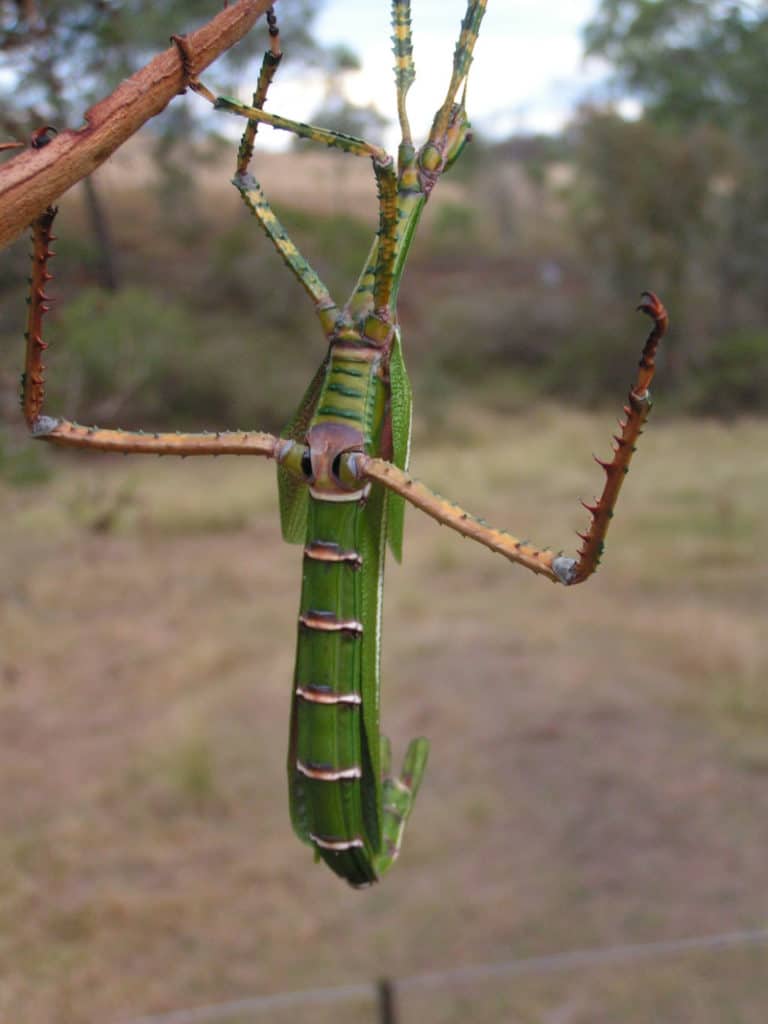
[{"left": 257, "top": 0, "right": 605, "bottom": 150}]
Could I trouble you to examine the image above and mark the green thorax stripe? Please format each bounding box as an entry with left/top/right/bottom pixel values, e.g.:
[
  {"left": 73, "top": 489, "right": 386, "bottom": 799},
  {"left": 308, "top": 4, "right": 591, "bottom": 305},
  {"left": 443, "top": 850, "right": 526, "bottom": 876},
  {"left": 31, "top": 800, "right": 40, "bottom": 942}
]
[
  {"left": 331, "top": 366, "right": 365, "bottom": 379},
  {"left": 327, "top": 382, "right": 365, "bottom": 399},
  {"left": 314, "top": 348, "right": 383, "bottom": 438},
  {"left": 315, "top": 404, "right": 364, "bottom": 422}
]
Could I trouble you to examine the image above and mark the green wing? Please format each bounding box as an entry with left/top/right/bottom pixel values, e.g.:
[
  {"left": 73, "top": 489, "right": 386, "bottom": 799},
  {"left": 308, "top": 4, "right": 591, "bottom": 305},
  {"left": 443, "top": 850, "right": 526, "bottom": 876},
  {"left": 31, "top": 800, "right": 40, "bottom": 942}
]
[
  {"left": 386, "top": 328, "right": 412, "bottom": 562},
  {"left": 358, "top": 468, "right": 387, "bottom": 854},
  {"left": 277, "top": 351, "right": 329, "bottom": 544}
]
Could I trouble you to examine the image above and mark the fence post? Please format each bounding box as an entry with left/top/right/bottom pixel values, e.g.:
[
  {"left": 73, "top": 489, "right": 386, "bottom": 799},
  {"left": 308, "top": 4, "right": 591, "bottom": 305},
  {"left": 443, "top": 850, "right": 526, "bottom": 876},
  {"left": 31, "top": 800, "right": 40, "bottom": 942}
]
[{"left": 376, "top": 977, "right": 398, "bottom": 1024}]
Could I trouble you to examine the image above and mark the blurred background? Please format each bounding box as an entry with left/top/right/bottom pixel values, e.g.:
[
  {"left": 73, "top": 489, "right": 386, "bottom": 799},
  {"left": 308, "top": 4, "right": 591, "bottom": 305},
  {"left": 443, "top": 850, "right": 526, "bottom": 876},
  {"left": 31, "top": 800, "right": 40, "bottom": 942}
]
[{"left": 1, "top": 1, "right": 767, "bottom": 1021}]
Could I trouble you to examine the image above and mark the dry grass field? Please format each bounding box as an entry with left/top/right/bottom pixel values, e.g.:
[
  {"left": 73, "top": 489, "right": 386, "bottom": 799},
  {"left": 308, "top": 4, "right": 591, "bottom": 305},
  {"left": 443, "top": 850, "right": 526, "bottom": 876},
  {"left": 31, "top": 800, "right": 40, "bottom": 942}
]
[{"left": 1, "top": 405, "right": 767, "bottom": 1023}]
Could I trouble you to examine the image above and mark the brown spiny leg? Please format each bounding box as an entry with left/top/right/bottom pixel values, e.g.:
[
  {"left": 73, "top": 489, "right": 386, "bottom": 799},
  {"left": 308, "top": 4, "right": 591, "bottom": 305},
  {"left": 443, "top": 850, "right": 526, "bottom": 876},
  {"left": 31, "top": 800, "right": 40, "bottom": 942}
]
[
  {"left": 21, "top": 206, "right": 287, "bottom": 460},
  {"left": 346, "top": 453, "right": 566, "bottom": 583},
  {"left": 344, "top": 293, "right": 668, "bottom": 586},
  {"left": 235, "top": 4, "right": 282, "bottom": 177},
  {"left": 32, "top": 419, "right": 284, "bottom": 457},
  {"left": 22, "top": 205, "right": 56, "bottom": 428},
  {"left": 570, "top": 291, "right": 668, "bottom": 583}
]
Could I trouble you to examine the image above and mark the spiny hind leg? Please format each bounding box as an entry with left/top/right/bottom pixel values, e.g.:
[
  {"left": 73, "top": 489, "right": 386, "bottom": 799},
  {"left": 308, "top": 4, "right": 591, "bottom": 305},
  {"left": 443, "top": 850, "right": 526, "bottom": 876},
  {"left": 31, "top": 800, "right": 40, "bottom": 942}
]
[
  {"left": 374, "top": 736, "right": 429, "bottom": 877},
  {"left": 21, "top": 206, "right": 56, "bottom": 429},
  {"left": 32, "top": 419, "right": 283, "bottom": 457},
  {"left": 22, "top": 208, "right": 284, "bottom": 457},
  {"left": 570, "top": 292, "right": 668, "bottom": 581},
  {"left": 348, "top": 295, "right": 669, "bottom": 586}
]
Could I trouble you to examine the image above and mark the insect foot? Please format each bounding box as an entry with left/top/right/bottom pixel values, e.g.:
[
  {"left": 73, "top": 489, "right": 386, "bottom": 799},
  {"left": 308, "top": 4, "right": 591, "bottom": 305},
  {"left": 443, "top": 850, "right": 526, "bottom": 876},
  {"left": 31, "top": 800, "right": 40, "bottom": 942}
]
[
  {"left": 30, "top": 415, "right": 60, "bottom": 437},
  {"left": 552, "top": 556, "right": 578, "bottom": 585}
]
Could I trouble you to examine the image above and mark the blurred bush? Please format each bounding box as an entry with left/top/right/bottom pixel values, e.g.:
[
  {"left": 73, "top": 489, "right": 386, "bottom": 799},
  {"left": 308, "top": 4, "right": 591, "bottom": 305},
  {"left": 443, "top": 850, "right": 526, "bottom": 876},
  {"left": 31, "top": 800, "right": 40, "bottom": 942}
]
[
  {"left": 0, "top": 430, "right": 52, "bottom": 486},
  {"left": 685, "top": 331, "right": 768, "bottom": 418},
  {"left": 42, "top": 287, "right": 238, "bottom": 429}
]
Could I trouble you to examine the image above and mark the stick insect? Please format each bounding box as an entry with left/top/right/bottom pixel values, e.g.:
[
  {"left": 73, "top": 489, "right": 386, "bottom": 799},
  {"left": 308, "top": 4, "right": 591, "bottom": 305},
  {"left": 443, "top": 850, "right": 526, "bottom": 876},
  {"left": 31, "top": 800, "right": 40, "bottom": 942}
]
[{"left": 19, "top": 2, "right": 668, "bottom": 888}]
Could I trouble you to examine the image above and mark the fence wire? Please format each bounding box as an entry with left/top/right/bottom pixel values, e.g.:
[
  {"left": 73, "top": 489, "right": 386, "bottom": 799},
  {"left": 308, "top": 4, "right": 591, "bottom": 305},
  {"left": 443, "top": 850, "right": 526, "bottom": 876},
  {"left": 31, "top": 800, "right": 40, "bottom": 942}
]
[{"left": 119, "top": 925, "right": 768, "bottom": 1024}]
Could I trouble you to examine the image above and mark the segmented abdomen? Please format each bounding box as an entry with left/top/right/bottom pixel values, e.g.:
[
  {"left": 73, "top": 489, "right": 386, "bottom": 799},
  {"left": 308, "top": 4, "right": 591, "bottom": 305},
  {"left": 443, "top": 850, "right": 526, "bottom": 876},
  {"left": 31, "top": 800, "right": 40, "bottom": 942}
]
[{"left": 288, "top": 497, "right": 382, "bottom": 888}]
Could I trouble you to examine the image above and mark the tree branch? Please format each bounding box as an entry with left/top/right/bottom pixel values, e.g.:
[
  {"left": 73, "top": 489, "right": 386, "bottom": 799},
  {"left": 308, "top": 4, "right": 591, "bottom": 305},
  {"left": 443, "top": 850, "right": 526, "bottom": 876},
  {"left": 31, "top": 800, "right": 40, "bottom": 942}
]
[{"left": 0, "top": 0, "right": 275, "bottom": 250}]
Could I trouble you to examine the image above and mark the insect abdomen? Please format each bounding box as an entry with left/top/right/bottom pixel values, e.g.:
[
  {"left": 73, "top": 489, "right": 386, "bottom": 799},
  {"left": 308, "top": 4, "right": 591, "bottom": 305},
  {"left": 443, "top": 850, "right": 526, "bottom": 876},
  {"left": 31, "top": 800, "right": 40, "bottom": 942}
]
[{"left": 288, "top": 498, "right": 381, "bottom": 887}]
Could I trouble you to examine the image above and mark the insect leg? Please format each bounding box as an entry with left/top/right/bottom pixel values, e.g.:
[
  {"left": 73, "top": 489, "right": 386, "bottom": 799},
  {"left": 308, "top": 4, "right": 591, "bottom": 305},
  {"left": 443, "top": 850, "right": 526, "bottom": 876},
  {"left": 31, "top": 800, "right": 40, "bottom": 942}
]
[
  {"left": 30, "top": 418, "right": 282, "bottom": 457},
  {"left": 235, "top": 5, "right": 282, "bottom": 177},
  {"left": 567, "top": 292, "right": 668, "bottom": 583},
  {"left": 191, "top": 84, "right": 390, "bottom": 165},
  {"left": 430, "top": 0, "right": 488, "bottom": 144},
  {"left": 192, "top": 8, "right": 400, "bottom": 325},
  {"left": 226, "top": 106, "right": 397, "bottom": 324},
  {"left": 342, "top": 3, "right": 418, "bottom": 320},
  {"left": 190, "top": 12, "right": 340, "bottom": 332},
  {"left": 21, "top": 209, "right": 288, "bottom": 458},
  {"left": 344, "top": 162, "right": 399, "bottom": 320},
  {"left": 232, "top": 173, "right": 339, "bottom": 334},
  {"left": 374, "top": 736, "right": 429, "bottom": 877},
  {"left": 350, "top": 454, "right": 568, "bottom": 583},
  {"left": 392, "top": 0, "right": 415, "bottom": 148},
  {"left": 21, "top": 205, "right": 56, "bottom": 429},
  {"left": 371, "top": 159, "right": 399, "bottom": 314},
  {"left": 346, "top": 295, "right": 668, "bottom": 586}
]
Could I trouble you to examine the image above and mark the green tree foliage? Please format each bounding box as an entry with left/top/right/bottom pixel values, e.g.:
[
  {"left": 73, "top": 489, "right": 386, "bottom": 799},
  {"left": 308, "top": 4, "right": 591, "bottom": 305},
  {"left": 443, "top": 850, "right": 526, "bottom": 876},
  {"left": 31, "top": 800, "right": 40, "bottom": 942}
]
[
  {"left": 584, "top": 1, "right": 768, "bottom": 135},
  {"left": 574, "top": 0, "right": 768, "bottom": 410},
  {"left": 567, "top": 109, "right": 731, "bottom": 348}
]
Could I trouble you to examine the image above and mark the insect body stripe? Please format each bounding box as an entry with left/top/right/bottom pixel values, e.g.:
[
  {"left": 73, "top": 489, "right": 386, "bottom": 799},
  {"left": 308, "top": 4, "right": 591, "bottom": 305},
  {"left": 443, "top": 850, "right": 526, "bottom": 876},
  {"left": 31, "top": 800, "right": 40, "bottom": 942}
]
[
  {"left": 310, "top": 834, "right": 365, "bottom": 852},
  {"left": 332, "top": 367, "right": 365, "bottom": 378},
  {"left": 295, "top": 686, "right": 362, "bottom": 706},
  {"left": 308, "top": 485, "right": 370, "bottom": 503},
  {"left": 304, "top": 541, "right": 363, "bottom": 567},
  {"left": 296, "top": 760, "right": 362, "bottom": 781},
  {"left": 299, "top": 610, "right": 363, "bottom": 634},
  {"left": 327, "top": 382, "right": 365, "bottom": 399},
  {"left": 330, "top": 345, "right": 379, "bottom": 364},
  {"left": 316, "top": 404, "right": 364, "bottom": 421}
]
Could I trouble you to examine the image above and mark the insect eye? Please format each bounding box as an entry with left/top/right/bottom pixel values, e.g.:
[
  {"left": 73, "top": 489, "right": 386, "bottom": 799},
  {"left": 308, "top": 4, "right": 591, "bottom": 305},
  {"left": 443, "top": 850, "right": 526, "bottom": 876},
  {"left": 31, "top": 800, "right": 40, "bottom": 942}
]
[{"left": 301, "top": 450, "right": 313, "bottom": 478}]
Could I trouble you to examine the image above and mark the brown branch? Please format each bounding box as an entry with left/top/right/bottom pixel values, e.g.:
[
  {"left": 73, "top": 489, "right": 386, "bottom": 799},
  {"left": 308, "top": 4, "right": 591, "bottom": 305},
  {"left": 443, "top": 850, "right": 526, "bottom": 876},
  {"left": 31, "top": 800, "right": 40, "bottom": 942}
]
[{"left": 0, "top": 0, "right": 275, "bottom": 250}]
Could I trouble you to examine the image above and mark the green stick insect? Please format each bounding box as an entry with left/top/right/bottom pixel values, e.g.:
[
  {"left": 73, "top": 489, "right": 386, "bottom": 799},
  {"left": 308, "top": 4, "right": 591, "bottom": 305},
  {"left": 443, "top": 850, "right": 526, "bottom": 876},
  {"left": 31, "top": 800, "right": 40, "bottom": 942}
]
[{"left": 20, "top": 2, "right": 668, "bottom": 888}]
